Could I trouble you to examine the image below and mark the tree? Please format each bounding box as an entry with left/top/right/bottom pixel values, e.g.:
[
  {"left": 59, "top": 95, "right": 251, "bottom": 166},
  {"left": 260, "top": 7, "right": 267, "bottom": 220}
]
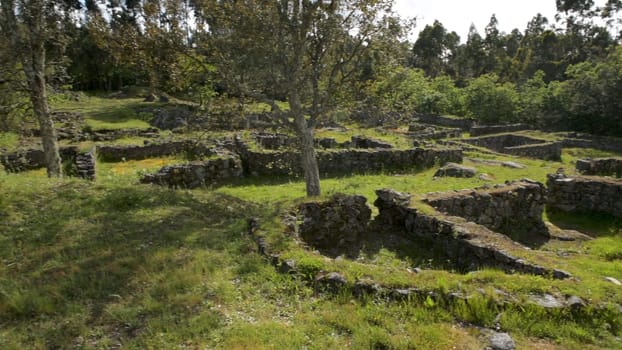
[
  {"left": 0, "top": 0, "right": 77, "bottom": 177},
  {"left": 411, "top": 20, "right": 460, "bottom": 78},
  {"left": 200, "top": 0, "right": 408, "bottom": 197}
]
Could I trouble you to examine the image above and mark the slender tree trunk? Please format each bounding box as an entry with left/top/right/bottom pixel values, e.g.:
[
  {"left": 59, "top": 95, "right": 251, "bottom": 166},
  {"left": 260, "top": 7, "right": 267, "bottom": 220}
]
[
  {"left": 290, "top": 91, "right": 321, "bottom": 197},
  {"left": 23, "top": 49, "right": 62, "bottom": 177}
]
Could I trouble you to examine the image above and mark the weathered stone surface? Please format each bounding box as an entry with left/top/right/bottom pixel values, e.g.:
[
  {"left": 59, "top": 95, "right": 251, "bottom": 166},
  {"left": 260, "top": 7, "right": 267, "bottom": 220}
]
[
  {"left": 298, "top": 194, "right": 372, "bottom": 251},
  {"left": 434, "top": 162, "right": 476, "bottom": 178},
  {"left": 547, "top": 173, "right": 622, "bottom": 218},
  {"left": 425, "top": 180, "right": 548, "bottom": 237},
  {"left": 97, "top": 141, "right": 202, "bottom": 162},
  {"left": 374, "top": 190, "right": 568, "bottom": 279},
  {"left": 350, "top": 135, "right": 393, "bottom": 149},
  {"left": 242, "top": 147, "right": 463, "bottom": 177},
  {"left": 416, "top": 114, "right": 474, "bottom": 130},
  {"left": 140, "top": 156, "right": 243, "bottom": 188},
  {"left": 605, "top": 277, "right": 622, "bottom": 286},
  {"left": 470, "top": 123, "right": 530, "bottom": 136},
  {"left": 315, "top": 272, "right": 347, "bottom": 293},
  {"left": 487, "top": 331, "right": 516, "bottom": 350},
  {"left": 576, "top": 157, "right": 622, "bottom": 178},
  {"left": 1, "top": 147, "right": 78, "bottom": 173},
  {"left": 463, "top": 134, "right": 561, "bottom": 160},
  {"left": 529, "top": 294, "right": 564, "bottom": 308},
  {"left": 75, "top": 150, "right": 96, "bottom": 180},
  {"left": 374, "top": 189, "right": 412, "bottom": 226},
  {"left": 149, "top": 107, "right": 191, "bottom": 130}
]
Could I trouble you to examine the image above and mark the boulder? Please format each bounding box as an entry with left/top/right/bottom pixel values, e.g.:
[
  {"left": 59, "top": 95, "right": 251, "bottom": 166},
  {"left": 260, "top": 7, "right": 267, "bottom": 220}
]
[{"left": 434, "top": 162, "right": 476, "bottom": 178}]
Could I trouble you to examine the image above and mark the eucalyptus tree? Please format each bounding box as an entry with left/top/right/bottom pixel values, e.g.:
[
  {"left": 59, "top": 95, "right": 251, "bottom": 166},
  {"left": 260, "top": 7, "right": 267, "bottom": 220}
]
[
  {"left": 199, "top": 0, "right": 409, "bottom": 196},
  {"left": 0, "top": 0, "right": 80, "bottom": 177}
]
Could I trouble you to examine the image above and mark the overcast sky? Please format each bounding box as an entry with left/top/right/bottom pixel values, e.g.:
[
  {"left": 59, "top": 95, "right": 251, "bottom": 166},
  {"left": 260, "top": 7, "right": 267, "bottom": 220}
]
[{"left": 394, "top": 0, "right": 559, "bottom": 41}]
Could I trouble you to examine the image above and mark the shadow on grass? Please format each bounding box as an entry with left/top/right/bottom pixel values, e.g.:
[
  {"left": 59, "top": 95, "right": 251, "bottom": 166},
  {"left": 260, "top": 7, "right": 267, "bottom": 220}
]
[
  {"left": 546, "top": 207, "right": 622, "bottom": 237},
  {"left": 0, "top": 183, "right": 264, "bottom": 331}
]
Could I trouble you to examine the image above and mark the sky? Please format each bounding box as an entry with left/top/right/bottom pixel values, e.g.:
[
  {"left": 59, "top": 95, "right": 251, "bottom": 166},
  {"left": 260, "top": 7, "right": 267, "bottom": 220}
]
[{"left": 394, "top": 0, "right": 559, "bottom": 41}]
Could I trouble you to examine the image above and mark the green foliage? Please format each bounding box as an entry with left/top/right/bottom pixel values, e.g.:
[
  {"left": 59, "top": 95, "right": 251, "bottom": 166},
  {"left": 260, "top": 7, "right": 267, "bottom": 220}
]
[
  {"left": 560, "top": 47, "right": 622, "bottom": 135},
  {"left": 464, "top": 74, "right": 519, "bottom": 123}
]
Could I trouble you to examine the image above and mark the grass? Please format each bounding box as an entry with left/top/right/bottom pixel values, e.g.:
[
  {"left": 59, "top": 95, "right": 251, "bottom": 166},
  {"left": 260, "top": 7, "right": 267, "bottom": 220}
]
[
  {"left": 3, "top": 94, "right": 622, "bottom": 348},
  {"left": 0, "top": 132, "right": 19, "bottom": 151},
  {"left": 50, "top": 94, "right": 152, "bottom": 131}
]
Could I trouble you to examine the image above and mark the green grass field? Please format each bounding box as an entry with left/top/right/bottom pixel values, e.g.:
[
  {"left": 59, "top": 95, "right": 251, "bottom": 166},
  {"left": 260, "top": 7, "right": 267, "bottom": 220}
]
[{"left": 1, "top": 97, "right": 621, "bottom": 349}]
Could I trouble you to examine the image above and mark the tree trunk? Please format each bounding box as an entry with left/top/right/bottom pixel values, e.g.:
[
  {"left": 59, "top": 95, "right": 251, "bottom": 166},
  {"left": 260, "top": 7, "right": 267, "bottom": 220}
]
[
  {"left": 291, "top": 92, "right": 321, "bottom": 196},
  {"left": 23, "top": 50, "right": 62, "bottom": 177},
  {"left": 297, "top": 121, "right": 321, "bottom": 197}
]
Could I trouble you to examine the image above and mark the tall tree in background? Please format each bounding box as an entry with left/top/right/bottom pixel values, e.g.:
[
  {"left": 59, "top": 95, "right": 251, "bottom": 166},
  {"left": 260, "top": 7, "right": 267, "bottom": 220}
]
[
  {"left": 200, "top": 0, "right": 408, "bottom": 197},
  {"left": 0, "top": 0, "right": 77, "bottom": 177},
  {"left": 411, "top": 20, "right": 460, "bottom": 78}
]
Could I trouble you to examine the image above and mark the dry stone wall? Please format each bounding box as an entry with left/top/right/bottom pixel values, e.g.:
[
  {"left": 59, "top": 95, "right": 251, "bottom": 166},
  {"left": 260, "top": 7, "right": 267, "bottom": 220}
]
[
  {"left": 1, "top": 147, "right": 78, "bottom": 172},
  {"left": 470, "top": 124, "right": 530, "bottom": 136},
  {"left": 576, "top": 158, "right": 622, "bottom": 177},
  {"left": 416, "top": 114, "right": 474, "bottom": 130},
  {"left": 96, "top": 141, "right": 214, "bottom": 162},
  {"left": 463, "top": 134, "right": 561, "bottom": 160},
  {"left": 140, "top": 156, "right": 243, "bottom": 188},
  {"left": 374, "top": 189, "right": 570, "bottom": 279},
  {"left": 547, "top": 173, "right": 622, "bottom": 218},
  {"left": 242, "top": 147, "right": 463, "bottom": 177},
  {"left": 424, "top": 180, "right": 548, "bottom": 237},
  {"left": 297, "top": 194, "right": 372, "bottom": 252}
]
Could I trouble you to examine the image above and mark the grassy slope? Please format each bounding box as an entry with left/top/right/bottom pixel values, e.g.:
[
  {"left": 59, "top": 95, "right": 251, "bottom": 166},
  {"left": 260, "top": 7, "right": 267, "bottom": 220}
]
[{"left": 1, "top": 97, "right": 621, "bottom": 349}]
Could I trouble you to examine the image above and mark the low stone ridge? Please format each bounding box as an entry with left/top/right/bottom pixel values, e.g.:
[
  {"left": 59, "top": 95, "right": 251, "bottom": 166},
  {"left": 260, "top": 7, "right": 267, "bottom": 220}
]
[
  {"left": 349, "top": 135, "right": 393, "bottom": 149},
  {"left": 576, "top": 157, "right": 622, "bottom": 177},
  {"left": 470, "top": 123, "right": 530, "bottom": 137},
  {"left": 149, "top": 107, "right": 191, "bottom": 130},
  {"left": 255, "top": 132, "right": 297, "bottom": 150},
  {"left": 75, "top": 150, "right": 96, "bottom": 180},
  {"left": 463, "top": 134, "right": 562, "bottom": 161},
  {"left": 407, "top": 124, "right": 462, "bottom": 140},
  {"left": 434, "top": 162, "right": 476, "bottom": 178},
  {"left": 140, "top": 155, "right": 243, "bottom": 188},
  {"left": 424, "top": 180, "right": 548, "bottom": 237},
  {"left": 96, "top": 141, "right": 206, "bottom": 162},
  {"left": 243, "top": 147, "right": 463, "bottom": 177},
  {"left": 1, "top": 147, "right": 78, "bottom": 172},
  {"left": 373, "top": 189, "right": 412, "bottom": 226},
  {"left": 562, "top": 133, "right": 622, "bottom": 154},
  {"left": 547, "top": 173, "right": 622, "bottom": 218},
  {"left": 297, "top": 194, "right": 372, "bottom": 252},
  {"left": 416, "top": 114, "right": 474, "bottom": 130}
]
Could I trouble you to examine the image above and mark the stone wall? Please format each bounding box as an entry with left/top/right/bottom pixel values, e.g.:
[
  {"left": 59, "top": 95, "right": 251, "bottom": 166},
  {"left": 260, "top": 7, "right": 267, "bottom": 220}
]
[
  {"left": 96, "top": 141, "right": 201, "bottom": 162},
  {"left": 140, "top": 155, "right": 243, "bottom": 188},
  {"left": 416, "top": 114, "right": 474, "bottom": 130},
  {"left": 463, "top": 134, "right": 562, "bottom": 160},
  {"left": 576, "top": 158, "right": 622, "bottom": 177},
  {"left": 546, "top": 173, "right": 622, "bottom": 218},
  {"left": 1, "top": 147, "right": 78, "bottom": 172},
  {"left": 297, "top": 194, "right": 372, "bottom": 252},
  {"left": 424, "top": 180, "right": 548, "bottom": 237},
  {"left": 242, "top": 147, "right": 463, "bottom": 177},
  {"left": 470, "top": 124, "right": 531, "bottom": 136},
  {"left": 407, "top": 124, "right": 462, "bottom": 140},
  {"left": 75, "top": 151, "right": 96, "bottom": 180},
  {"left": 562, "top": 133, "right": 622, "bottom": 154},
  {"left": 374, "top": 189, "right": 569, "bottom": 279}
]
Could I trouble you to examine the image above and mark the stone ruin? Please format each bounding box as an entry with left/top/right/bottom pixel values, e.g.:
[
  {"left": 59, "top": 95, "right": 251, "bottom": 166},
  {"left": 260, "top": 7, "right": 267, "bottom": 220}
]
[
  {"left": 0, "top": 146, "right": 96, "bottom": 181},
  {"left": 294, "top": 189, "right": 570, "bottom": 279},
  {"left": 416, "top": 114, "right": 474, "bottom": 130},
  {"left": 576, "top": 157, "right": 622, "bottom": 178},
  {"left": 547, "top": 173, "right": 622, "bottom": 218},
  {"left": 140, "top": 155, "right": 243, "bottom": 189},
  {"left": 424, "top": 180, "right": 548, "bottom": 239},
  {"left": 469, "top": 123, "right": 531, "bottom": 136},
  {"left": 462, "top": 134, "right": 562, "bottom": 161}
]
